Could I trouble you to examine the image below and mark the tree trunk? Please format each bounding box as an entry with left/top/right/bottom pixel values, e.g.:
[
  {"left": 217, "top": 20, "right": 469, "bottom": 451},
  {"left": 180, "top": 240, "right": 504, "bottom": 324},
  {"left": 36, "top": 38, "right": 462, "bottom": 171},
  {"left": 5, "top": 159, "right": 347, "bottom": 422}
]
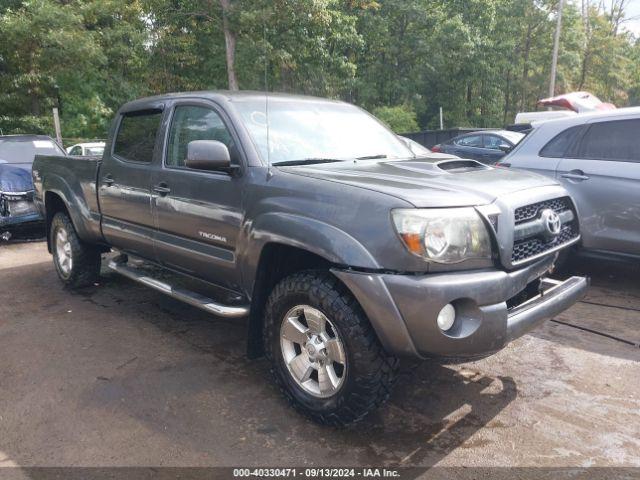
[
  {"left": 219, "top": 0, "right": 239, "bottom": 90},
  {"left": 30, "top": 92, "right": 40, "bottom": 116}
]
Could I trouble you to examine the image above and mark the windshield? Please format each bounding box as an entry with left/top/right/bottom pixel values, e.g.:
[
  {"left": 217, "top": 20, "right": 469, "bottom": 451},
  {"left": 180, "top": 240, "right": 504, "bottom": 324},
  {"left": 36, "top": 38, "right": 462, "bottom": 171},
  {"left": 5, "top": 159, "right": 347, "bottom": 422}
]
[
  {"left": 233, "top": 99, "right": 414, "bottom": 165},
  {"left": 0, "top": 137, "right": 65, "bottom": 164}
]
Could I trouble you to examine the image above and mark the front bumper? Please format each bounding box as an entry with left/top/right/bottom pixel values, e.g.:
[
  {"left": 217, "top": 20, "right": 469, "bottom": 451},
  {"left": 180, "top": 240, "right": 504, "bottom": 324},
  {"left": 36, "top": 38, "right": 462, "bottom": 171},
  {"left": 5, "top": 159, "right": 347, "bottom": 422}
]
[{"left": 333, "top": 255, "right": 588, "bottom": 359}]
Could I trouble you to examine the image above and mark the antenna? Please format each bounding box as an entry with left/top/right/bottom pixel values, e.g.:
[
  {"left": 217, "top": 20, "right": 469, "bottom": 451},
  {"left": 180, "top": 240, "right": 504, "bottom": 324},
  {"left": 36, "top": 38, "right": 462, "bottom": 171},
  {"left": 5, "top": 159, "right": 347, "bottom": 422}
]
[{"left": 263, "top": 20, "right": 272, "bottom": 178}]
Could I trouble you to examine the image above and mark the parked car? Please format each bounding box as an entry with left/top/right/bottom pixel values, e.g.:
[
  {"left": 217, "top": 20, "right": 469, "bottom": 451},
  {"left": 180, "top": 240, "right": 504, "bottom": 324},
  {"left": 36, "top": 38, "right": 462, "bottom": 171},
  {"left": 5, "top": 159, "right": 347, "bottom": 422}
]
[
  {"left": 0, "top": 135, "right": 65, "bottom": 240},
  {"left": 499, "top": 107, "right": 640, "bottom": 263},
  {"left": 66, "top": 142, "right": 105, "bottom": 157},
  {"left": 32, "top": 92, "right": 587, "bottom": 425},
  {"left": 432, "top": 130, "right": 525, "bottom": 164}
]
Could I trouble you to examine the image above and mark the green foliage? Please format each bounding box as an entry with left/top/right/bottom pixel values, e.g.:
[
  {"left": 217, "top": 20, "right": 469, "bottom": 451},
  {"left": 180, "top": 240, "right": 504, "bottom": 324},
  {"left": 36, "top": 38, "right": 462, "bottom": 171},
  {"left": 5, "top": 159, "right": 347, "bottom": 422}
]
[
  {"left": 373, "top": 105, "right": 419, "bottom": 133},
  {"left": 0, "top": 0, "right": 639, "bottom": 139}
]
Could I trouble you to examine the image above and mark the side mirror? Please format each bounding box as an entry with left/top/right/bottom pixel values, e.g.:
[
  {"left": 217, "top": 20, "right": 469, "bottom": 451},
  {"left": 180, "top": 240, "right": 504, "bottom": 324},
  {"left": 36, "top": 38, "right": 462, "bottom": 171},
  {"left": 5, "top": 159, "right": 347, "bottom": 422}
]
[
  {"left": 185, "top": 140, "right": 232, "bottom": 171},
  {"left": 499, "top": 144, "right": 512, "bottom": 153}
]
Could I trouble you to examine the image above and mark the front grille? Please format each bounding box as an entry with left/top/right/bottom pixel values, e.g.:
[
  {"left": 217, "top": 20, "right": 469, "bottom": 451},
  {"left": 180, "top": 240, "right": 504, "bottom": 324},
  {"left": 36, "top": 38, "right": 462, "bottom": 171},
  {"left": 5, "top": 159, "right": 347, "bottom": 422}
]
[
  {"left": 512, "top": 224, "right": 577, "bottom": 262},
  {"left": 511, "top": 196, "right": 579, "bottom": 263},
  {"left": 514, "top": 197, "right": 571, "bottom": 224}
]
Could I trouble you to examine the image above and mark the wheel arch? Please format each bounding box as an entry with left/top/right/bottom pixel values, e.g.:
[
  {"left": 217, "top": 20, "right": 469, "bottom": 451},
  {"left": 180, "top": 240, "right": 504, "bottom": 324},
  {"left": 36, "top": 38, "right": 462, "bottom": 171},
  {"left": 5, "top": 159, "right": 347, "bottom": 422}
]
[{"left": 246, "top": 242, "right": 348, "bottom": 359}]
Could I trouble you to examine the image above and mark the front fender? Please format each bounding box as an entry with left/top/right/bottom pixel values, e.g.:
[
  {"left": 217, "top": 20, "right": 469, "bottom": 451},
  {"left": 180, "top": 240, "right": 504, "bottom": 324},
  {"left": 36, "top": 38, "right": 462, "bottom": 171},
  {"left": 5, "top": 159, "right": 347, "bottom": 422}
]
[{"left": 238, "top": 212, "right": 380, "bottom": 295}]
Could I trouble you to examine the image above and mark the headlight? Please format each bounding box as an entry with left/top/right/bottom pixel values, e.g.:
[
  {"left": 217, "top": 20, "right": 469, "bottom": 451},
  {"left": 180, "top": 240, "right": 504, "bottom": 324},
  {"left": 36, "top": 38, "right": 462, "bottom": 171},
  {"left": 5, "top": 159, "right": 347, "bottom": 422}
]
[{"left": 392, "top": 208, "right": 492, "bottom": 263}]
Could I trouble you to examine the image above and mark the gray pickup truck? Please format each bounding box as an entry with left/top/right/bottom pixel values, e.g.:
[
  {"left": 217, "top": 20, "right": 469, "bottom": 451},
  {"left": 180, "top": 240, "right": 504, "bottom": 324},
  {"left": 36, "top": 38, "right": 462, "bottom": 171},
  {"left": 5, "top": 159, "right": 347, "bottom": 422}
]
[{"left": 33, "top": 91, "right": 588, "bottom": 425}]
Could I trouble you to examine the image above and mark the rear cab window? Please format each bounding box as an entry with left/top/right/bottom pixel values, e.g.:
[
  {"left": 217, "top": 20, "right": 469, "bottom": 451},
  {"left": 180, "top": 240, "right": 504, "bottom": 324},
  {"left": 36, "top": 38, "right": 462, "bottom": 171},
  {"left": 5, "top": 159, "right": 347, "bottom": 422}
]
[{"left": 113, "top": 110, "right": 163, "bottom": 163}]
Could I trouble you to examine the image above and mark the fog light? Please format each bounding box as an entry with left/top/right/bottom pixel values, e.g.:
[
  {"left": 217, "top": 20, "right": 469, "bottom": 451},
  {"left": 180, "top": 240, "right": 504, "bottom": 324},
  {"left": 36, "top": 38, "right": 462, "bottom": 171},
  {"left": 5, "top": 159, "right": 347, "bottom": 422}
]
[{"left": 437, "top": 303, "right": 456, "bottom": 331}]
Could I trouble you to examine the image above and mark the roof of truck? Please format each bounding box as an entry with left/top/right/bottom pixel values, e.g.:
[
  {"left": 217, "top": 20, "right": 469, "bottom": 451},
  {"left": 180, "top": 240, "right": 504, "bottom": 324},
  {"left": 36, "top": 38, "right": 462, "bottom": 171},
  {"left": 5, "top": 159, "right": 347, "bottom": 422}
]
[{"left": 119, "top": 91, "right": 345, "bottom": 113}]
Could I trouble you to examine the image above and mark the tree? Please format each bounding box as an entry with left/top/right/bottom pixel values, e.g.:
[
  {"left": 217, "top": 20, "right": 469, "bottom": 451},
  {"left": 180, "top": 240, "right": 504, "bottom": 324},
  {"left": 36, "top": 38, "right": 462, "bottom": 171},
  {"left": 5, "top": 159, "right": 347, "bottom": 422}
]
[
  {"left": 373, "top": 105, "right": 419, "bottom": 132},
  {"left": 1, "top": 0, "right": 638, "bottom": 138}
]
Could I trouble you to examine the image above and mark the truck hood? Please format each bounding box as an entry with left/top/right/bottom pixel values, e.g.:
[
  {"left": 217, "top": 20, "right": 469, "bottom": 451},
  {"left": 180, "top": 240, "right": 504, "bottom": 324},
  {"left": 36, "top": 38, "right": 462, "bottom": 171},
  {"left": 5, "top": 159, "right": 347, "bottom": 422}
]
[
  {"left": 279, "top": 158, "right": 558, "bottom": 207},
  {"left": 0, "top": 163, "right": 34, "bottom": 193}
]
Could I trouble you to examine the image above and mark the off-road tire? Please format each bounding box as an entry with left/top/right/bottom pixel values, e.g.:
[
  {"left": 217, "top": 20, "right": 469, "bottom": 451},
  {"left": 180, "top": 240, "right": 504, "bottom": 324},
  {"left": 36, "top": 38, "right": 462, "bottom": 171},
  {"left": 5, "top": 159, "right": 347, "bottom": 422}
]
[
  {"left": 264, "top": 270, "right": 399, "bottom": 426},
  {"left": 50, "top": 212, "right": 101, "bottom": 288}
]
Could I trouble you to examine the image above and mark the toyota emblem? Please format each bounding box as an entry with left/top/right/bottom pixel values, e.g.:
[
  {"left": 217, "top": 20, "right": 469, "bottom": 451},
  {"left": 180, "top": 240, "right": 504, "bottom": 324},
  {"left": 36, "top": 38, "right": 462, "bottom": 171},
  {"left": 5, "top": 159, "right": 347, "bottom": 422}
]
[{"left": 541, "top": 209, "right": 562, "bottom": 236}]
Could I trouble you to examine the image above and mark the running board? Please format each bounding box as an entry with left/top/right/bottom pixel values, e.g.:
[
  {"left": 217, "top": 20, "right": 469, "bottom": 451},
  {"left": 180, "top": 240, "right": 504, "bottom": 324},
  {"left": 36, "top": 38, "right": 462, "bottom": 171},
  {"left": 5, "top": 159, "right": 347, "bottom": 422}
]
[{"left": 107, "top": 258, "right": 250, "bottom": 318}]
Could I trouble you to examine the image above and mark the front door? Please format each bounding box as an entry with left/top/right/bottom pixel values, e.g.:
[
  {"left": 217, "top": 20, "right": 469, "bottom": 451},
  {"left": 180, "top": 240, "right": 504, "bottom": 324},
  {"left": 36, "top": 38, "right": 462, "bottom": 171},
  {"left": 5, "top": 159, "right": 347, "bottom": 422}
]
[
  {"left": 99, "top": 109, "right": 163, "bottom": 259},
  {"left": 556, "top": 117, "right": 640, "bottom": 256},
  {"left": 151, "top": 102, "right": 245, "bottom": 290}
]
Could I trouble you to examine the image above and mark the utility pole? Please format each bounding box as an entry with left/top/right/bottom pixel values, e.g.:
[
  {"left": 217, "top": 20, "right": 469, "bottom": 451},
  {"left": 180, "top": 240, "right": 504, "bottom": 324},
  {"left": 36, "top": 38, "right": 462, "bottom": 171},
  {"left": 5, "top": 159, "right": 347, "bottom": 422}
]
[
  {"left": 549, "top": 0, "right": 565, "bottom": 99},
  {"left": 52, "top": 108, "right": 62, "bottom": 146}
]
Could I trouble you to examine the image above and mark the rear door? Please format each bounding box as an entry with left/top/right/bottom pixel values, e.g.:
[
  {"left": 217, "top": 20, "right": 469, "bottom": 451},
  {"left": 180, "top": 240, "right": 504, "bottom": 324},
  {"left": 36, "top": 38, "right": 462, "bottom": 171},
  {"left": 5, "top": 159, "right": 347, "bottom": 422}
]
[
  {"left": 556, "top": 117, "right": 640, "bottom": 255},
  {"left": 150, "top": 100, "right": 245, "bottom": 290},
  {"left": 98, "top": 109, "right": 163, "bottom": 258}
]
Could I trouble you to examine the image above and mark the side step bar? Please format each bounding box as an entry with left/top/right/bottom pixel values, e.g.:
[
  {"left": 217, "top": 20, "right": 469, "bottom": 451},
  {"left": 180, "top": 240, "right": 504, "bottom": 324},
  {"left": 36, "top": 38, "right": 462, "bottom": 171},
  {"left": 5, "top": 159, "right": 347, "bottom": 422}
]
[{"left": 107, "top": 258, "right": 250, "bottom": 318}]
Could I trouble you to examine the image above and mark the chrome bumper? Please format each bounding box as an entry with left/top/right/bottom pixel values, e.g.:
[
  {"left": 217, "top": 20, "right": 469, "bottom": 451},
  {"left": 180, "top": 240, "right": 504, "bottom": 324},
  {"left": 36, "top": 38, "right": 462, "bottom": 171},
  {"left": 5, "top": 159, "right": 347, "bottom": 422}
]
[{"left": 506, "top": 276, "right": 589, "bottom": 341}]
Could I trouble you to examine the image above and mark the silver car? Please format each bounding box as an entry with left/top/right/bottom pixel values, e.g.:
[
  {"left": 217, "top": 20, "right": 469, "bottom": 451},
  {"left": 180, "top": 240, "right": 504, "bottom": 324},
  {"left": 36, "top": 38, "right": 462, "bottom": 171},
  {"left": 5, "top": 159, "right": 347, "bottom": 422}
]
[{"left": 501, "top": 107, "right": 640, "bottom": 261}]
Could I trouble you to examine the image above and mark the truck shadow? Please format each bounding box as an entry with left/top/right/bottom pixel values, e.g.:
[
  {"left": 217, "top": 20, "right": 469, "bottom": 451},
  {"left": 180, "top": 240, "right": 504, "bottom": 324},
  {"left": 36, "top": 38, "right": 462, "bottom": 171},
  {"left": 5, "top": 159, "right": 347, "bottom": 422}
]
[{"left": 338, "top": 363, "right": 518, "bottom": 466}]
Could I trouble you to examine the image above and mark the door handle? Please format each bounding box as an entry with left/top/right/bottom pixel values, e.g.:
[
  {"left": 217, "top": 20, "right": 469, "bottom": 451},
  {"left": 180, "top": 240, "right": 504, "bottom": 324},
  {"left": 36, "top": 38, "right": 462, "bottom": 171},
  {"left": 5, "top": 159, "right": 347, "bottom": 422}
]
[
  {"left": 561, "top": 171, "right": 590, "bottom": 181},
  {"left": 153, "top": 183, "right": 171, "bottom": 195},
  {"left": 103, "top": 174, "right": 114, "bottom": 186}
]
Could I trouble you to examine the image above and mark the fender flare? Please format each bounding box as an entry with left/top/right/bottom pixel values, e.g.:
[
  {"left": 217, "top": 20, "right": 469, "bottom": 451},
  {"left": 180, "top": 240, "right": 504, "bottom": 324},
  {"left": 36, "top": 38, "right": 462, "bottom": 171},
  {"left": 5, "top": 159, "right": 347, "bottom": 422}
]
[
  {"left": 42, "top": 176, "right": 97, "bottom": 247},
  {"left": 239, "top": 212, "right": 380, "bottom": 295}
]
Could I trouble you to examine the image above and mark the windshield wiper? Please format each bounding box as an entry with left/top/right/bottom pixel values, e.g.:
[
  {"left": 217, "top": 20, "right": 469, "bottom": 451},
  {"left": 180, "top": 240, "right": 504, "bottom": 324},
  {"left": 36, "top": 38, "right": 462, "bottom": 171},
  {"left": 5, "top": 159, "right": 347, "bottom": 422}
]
[
  {"left": 273, "top": 158, "right": 344, "bottom": 166},
  {"left": 356, "top": 154, "right": 388, "bottom": 160}
]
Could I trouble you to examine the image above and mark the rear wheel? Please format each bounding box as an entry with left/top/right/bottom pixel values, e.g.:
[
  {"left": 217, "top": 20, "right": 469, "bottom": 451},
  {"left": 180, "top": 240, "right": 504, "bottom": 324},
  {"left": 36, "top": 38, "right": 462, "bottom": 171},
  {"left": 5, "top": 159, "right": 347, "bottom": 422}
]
[
  {"left": 264, "top": 271, "right": 399, "bottom": 426},
  {"left": 50, "top": 212, "right": 101, "bottom": 288}
]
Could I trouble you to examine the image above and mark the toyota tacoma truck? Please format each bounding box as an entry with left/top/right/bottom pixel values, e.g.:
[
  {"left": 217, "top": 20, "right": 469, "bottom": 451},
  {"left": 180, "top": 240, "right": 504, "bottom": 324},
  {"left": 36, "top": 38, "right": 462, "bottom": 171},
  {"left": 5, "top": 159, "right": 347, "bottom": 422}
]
[{"left": 32, "top": 92, "right": 588, "bottom": 425}]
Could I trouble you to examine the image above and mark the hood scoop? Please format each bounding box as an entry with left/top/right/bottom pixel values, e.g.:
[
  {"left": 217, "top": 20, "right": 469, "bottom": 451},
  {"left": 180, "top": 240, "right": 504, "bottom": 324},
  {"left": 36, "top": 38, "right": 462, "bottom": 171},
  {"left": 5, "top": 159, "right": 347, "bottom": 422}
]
[{"left": 435, "top": 159, "right": 490, "bottom": 173}]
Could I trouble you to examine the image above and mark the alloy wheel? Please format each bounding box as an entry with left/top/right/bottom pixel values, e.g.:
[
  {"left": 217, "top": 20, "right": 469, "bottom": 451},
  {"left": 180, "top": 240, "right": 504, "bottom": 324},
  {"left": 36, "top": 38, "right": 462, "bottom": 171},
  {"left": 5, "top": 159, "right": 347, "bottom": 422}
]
[{"left": 280, "top": 305, "right": 347, "bottom": 398}]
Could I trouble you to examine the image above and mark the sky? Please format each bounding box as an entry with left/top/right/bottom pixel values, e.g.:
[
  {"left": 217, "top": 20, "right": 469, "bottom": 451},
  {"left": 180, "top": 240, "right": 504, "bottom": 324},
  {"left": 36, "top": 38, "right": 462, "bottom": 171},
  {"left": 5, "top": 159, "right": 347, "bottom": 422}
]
[{"left": 622, "top": 0, "right": 640, "bottom": 36}]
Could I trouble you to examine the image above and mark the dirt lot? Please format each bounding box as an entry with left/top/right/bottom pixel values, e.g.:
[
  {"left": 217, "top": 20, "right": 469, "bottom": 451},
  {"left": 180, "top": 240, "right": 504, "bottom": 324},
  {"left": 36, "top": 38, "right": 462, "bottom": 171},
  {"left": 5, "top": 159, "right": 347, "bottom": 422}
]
[{"left": 1, "top": 241, "right": 639, "bottom": 470}]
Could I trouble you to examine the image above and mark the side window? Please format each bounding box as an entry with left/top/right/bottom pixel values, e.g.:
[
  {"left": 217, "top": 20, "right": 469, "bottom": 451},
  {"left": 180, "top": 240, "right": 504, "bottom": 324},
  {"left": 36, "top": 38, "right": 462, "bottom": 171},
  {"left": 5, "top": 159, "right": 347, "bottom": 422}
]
[
  {"left": 577, "top": 119, "right": 640, "bottom": 162},
  {"left": 70, "top": 146, "right": 82, "bottom": 156},
  {"left": 484, "top": 135, "right": 508, "bottom": 150},
  {"left": 455, "top": 135, "right": 482, "bottom": 147},
  {"left": 539, "top": 125, "right": 583, "bottom": 158},
  {"left": 113, "top": 110, "right": 162, "bottom": 163},
  {"left": 166, "top": 105, "right": 236, "bottom": 168}
]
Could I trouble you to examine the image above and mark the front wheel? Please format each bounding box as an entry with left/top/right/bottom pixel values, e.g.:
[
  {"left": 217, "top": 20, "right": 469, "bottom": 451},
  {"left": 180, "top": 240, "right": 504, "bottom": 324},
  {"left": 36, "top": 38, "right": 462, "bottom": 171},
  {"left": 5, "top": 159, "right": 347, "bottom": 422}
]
[
  {"left": 264, "top": 271, "right": 399, "bottom": 426},
  {"left": 50, "top": 212, "right": 101, "bottom": 288}
]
